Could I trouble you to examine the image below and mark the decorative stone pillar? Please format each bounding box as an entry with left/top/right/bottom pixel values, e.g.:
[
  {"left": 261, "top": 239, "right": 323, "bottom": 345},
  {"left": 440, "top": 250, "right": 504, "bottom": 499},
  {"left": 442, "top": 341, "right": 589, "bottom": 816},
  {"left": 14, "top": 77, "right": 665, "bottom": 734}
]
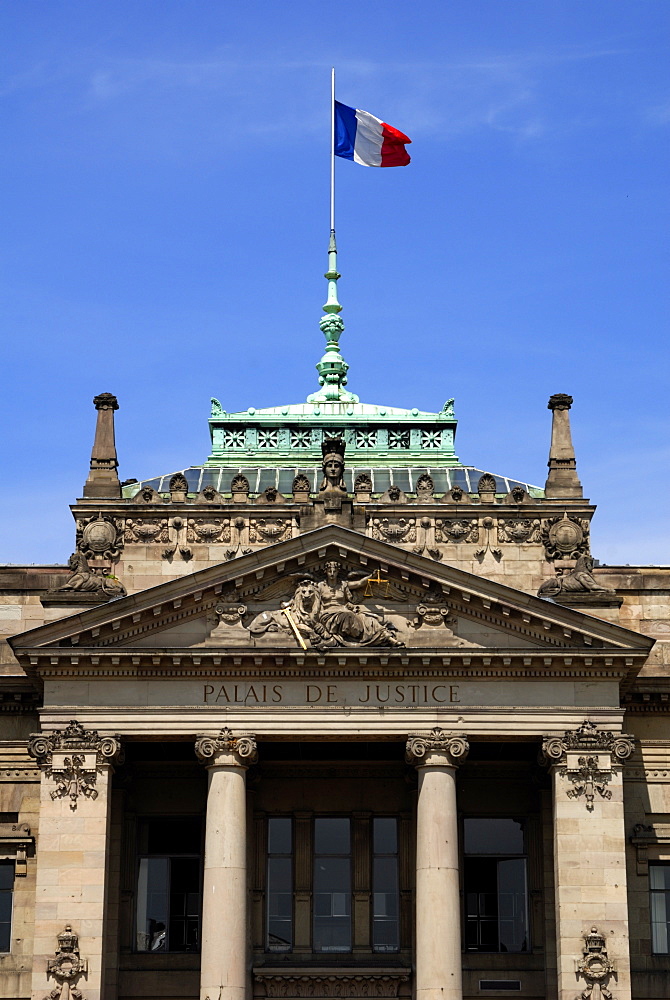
[
  {"left": 544, "top": 393, "right": 583, "bottom": 499},
  {"left": 195, "top": 727, "right": 258, "bottom": 1000},
  {"left": 83, "top": 392, "right": 121, "bottom": 498},
  {"left": 406, "top": 728, "right": 469, "bottom": 1000},
  {"left": 541, "top": 721, "right": 635, "bottom": 1000},
  {"left": 27, "top": 720, "right": 123, "bottom": 1000}
]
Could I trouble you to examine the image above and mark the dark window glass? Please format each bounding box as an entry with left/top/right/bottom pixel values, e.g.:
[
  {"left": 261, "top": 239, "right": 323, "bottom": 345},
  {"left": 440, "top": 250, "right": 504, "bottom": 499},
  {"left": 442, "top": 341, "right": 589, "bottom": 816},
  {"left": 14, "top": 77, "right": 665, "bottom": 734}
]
[
  {"left": 0, "top": 862, "right": 13, "bottom": 953},
  {"left": 651, "top": 864, "right": 670, "bottom": 954},
  {"left": 314, "top": 819, "right": 351, "bottom": 953},
  {"left": 464, "top": 819, "right": 524, "bottom": 855},
  {"left": 372, "top": 818, "right": 399, "bottom": 953},
  {"left": 136, "top": 818, "right": 201, "bottom": 953},
  {"left": 464, "top": 819, "right": 528, "bottom": 953},
  {"left": 267, "top": 818, "right": 293, "bottom": 952}
]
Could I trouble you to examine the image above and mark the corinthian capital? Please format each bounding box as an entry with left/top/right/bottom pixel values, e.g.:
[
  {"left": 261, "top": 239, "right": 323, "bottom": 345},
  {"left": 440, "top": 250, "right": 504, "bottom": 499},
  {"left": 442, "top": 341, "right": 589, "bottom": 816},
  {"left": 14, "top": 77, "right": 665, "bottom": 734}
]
[
  {"left": 405, "top": 728, "right": 469, "bottom": 767},
  {"left": 195, "top": 727, "right": 258, "bottom": 768}
]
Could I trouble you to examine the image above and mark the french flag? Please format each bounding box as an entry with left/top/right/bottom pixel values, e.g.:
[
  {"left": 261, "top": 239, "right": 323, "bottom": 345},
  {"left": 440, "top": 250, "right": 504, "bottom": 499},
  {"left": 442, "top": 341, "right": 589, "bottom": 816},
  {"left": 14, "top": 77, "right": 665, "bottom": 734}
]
[{"left": 334, "top": 100, "right": 411, "bottom": 167}]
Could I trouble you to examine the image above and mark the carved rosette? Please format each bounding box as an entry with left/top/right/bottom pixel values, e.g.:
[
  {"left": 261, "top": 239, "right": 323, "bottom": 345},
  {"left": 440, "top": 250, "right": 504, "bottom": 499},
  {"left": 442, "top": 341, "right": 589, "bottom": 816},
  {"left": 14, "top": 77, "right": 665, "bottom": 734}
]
[
  {"left": 44, "top": 924, "right": 88, "bottom": 999},
  {"left": 405, "top": 728, "right": 469, "bottom": 767},
  {"left": 28, "top": 721, "right": 123, "bottom": 811},
  {"left": 541, "top": 721, "right": 634, "bottom": 811},
  {"left": 195, "top": 727, "right": 258, "bottom": 768}
]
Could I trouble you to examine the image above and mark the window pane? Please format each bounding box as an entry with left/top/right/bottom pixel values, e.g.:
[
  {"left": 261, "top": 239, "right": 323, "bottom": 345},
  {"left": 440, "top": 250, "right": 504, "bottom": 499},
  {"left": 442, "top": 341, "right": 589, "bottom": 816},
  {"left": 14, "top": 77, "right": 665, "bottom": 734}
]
[
  {"left": 0, "top": 862, "right": 12, "bottom": 954},
  {"left": 497, "top": 859, "right": 529, "bottom": 953},
  {"left": 137, "top": 857, "right": 169, "bottom": 952},
  {"left": 651, "top": 865, "right": 670, "bottom": 954},
  {"left": 373, "top": 856, "right": 399, "bottom": 953},
  {"left": 464, "top": 819, "right": 524, "bottom": 855},
  {"left": 315, "top": 818, "right": 350, "bottom": 855},
  {"left": 314, "top": 856, "right": 351, "bottom": 952},
  {"left": 267, "top": 857, "right": 292, "bottom": 952},
  {"left": 169, "top": 858, "right": 200, "bottom": 952},
  {"left": 373, "top": 818, "right": 397, "bottom": 854},
  {"left": 0, "top": 864, "right": 13, "bottom": 891},
  {"left": 269, "top": 818, "right": 292, "bottom": 855}
]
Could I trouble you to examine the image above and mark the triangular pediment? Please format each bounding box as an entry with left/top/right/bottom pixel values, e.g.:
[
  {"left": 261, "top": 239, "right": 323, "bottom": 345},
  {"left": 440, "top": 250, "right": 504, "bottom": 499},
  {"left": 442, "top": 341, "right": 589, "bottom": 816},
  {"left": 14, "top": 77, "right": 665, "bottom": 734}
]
[{"left": 10, "top": 527, "right": 653, "bottom": 681}]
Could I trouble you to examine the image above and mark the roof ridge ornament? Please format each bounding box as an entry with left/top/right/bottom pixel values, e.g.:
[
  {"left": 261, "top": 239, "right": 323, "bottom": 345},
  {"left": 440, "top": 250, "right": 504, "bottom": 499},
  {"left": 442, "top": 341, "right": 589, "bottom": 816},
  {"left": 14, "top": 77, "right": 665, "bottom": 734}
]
[{"left": 307, "top": 230, "right": 359, "bottom": 404}]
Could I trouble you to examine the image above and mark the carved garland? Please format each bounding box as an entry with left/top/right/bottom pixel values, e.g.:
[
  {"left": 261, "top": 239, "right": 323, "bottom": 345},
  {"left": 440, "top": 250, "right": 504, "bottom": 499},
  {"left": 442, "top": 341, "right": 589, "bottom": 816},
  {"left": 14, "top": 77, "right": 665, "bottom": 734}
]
[{"left": 28, "top": 721, "right": 123, "bottom": 810}]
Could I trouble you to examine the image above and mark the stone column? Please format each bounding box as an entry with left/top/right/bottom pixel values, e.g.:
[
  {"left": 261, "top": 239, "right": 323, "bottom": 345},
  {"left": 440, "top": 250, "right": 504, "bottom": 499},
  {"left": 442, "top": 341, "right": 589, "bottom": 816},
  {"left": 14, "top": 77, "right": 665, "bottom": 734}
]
[
  {"left": 541, "top": 721, "right": 635, "bottom": 1000},
  {"left": 27, "top": 721, "right": 123, "bottom": 1000},
  {"left": 83, "top": 392, "right": 121, "bottom": 498},
  {"left": 544, "top": 393, "right": 582, "bottom": 499},
  {"left": 406, "top": 728, "right": 469, "bottom": 1000},
  {"left": 196, "top": 727, "right": 258, "bottom": 1000}
]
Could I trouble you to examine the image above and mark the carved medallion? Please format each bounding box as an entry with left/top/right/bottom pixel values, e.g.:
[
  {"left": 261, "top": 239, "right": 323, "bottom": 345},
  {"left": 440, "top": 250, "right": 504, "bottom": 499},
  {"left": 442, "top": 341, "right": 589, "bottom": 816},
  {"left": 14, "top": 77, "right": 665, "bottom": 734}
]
[
  {"left": 542, "top": 514, "right": 589, "bottom": 559},
  {"left": 77, "top": 513, "right": 123, "bottom": 561}
]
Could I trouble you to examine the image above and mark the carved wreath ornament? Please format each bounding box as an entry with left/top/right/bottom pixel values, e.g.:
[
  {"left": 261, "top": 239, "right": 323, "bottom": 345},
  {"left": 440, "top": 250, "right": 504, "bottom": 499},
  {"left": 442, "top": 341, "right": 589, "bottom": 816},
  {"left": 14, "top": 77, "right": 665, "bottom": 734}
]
[
  {"left": 541, "top": 721, "right": 634, "bottom": 811},
  {"left": 43, "top": 924, "right": 88, "bottom": 1000},
  {"left": 576, "top": 926, "right": 617, "bottom": 1000},
  {"left": 28, "top": 721, "right": 123, "bottom": 810}
]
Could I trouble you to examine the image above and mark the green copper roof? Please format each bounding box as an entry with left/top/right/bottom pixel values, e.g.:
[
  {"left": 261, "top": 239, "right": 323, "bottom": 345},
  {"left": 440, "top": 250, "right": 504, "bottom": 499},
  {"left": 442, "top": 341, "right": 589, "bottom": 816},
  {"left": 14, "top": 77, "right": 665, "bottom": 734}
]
[{"left": 206, "top": 397, "right": 459, "bottom": 467}]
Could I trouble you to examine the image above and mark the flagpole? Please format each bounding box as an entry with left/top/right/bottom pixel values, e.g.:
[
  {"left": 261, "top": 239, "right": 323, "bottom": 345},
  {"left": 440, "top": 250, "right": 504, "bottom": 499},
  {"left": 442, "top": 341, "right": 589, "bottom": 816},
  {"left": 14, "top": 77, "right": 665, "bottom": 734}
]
[{"left": 330, "top": 66, "right": 335, "bottom": 234}]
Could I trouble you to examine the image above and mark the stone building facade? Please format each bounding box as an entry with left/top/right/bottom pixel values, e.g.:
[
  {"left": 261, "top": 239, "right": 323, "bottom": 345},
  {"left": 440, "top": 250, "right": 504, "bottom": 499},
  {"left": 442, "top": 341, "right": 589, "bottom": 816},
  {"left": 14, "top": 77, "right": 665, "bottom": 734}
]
[{"left": 1, "top": 346, "right": 669, "bottom": 1000}]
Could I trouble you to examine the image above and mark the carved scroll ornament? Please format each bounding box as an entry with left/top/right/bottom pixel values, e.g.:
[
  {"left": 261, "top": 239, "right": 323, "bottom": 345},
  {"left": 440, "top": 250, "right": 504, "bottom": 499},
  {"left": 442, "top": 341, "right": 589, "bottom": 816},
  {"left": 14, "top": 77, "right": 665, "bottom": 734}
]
[
  {"left": 195, "top": 727, "right": 258, "bottom": 767},
  {"left": 541, "top": 721, "right": 634, "bottom": 811},
  {"left": 405, "top": 728, "right": 469, "bottom": 767},
  {"left": 28, "top": 721, "right": 123, "bottom": 810}
]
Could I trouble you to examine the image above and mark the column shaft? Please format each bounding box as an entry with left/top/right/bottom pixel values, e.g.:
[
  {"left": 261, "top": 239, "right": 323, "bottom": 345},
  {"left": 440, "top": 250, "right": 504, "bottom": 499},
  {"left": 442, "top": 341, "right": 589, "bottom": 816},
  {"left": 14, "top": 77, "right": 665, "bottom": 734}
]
[
  {"left": 200, "top": 763, "right": 248, "bottom": 1000},
  {"left": 415, "top": 760, "right": 462, "bottom": 1000}
]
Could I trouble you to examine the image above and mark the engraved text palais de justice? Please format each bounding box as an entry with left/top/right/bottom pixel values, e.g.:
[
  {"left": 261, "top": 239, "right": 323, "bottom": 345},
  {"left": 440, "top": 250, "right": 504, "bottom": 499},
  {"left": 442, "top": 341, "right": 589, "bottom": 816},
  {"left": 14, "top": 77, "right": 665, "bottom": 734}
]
[{"left": 202, "top": 682, "right": 462, "bottom": 706}]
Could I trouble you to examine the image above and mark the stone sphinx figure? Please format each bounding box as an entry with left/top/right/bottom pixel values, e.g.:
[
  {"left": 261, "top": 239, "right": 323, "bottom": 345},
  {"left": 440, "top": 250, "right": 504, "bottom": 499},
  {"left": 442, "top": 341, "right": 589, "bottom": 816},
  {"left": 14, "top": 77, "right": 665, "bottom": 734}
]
[
  {"left": 58, "top": 550, "right": 127, "bottom": 598},
  {"left": 538, "top": 554, "right": 616, "bottom": 598},
  {"left": 249, "top": 560, "right": 404, "bottom": 649}
]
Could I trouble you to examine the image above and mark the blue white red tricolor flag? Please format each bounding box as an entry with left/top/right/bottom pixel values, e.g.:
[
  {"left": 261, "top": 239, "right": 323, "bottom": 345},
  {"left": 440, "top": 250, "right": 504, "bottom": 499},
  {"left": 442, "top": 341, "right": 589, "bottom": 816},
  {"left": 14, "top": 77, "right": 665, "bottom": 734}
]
[{"left": 334, "top": 100, "right": 411, "bottom": 167}]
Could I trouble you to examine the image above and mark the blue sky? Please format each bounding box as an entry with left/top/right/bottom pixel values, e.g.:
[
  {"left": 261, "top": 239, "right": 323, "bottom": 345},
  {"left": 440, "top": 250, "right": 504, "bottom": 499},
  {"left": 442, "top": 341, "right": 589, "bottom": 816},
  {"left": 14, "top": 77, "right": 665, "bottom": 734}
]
[{"left": 1, "top": 1, "right": 668, "bottom": 565}]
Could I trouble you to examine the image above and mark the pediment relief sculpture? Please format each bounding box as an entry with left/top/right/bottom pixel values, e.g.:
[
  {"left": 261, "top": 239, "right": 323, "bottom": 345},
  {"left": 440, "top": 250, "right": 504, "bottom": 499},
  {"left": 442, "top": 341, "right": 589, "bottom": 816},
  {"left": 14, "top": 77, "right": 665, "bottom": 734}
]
[{"left": 249, "top": 560, "right": 405, "bottom": 649}]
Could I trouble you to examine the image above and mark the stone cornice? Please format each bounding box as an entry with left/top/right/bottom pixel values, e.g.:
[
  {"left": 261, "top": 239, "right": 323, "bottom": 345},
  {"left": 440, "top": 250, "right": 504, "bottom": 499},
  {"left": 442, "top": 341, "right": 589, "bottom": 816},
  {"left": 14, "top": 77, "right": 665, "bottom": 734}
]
[{"left": 20, "top": 646, "right": 638, "bottom": 683}]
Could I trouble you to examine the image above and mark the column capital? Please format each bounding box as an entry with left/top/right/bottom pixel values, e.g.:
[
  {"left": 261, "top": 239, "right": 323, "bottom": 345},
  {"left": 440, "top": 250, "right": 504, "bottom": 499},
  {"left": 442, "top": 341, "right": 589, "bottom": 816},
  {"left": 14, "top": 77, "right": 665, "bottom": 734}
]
[
  {"left": 28, "top": 719, "right": 123, "bottom": 809},
  {"left": 195, "top": 726, "right": 258, "bottom": 768},
  {"left": 405, "top": 727, "right": 469, "bottom": 768}
]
